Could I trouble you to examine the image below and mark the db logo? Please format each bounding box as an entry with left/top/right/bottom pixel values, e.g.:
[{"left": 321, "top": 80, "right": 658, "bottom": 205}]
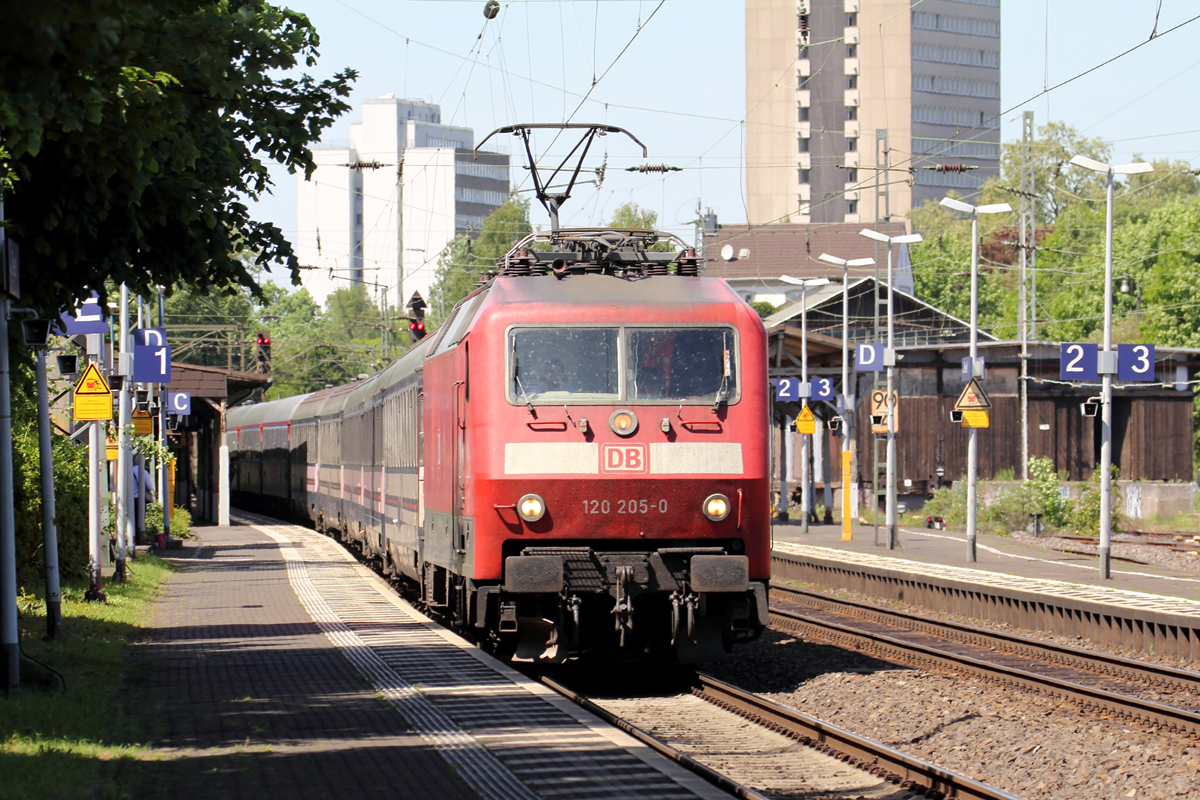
[{"left": 600, "top": 443, "right": 649, "bottom": 474}]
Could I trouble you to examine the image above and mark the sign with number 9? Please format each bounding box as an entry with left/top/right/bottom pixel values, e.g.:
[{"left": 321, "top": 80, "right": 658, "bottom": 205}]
[{"left": 1117, "top": 343, "right": 1155, "bottom": 382}]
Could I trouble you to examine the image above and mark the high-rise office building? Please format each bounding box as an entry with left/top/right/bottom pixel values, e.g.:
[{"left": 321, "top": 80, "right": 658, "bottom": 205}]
[
  {"left": 296, "top": 95, "right": 510, "bottom": 308},
  {"left": 746, "top": 0, "right": 1000, "bottom": 226}
]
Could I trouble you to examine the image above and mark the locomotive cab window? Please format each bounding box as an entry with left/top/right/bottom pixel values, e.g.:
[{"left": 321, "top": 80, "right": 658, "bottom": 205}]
[
  {"left": 510, "top": 328, "right": 620, "bottom": 403},
  {"left": 507, "top": 325, "right": 739, "bottom": 405},
  {"left": 627, "top": 328, "right": 737, "bottom": 404}
]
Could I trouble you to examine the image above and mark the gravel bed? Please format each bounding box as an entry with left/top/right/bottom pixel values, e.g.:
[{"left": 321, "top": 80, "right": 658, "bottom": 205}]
[
  {"left": 1009, "top": 530, "right": 1200, "bottom": 575},
  {"left": 705, "top": 630, "right": 1200, "bottom": 800}
]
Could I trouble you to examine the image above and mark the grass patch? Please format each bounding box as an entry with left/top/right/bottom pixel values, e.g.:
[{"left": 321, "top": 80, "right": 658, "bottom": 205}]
[{"left": 2, "top": 554, "right": 176, "bottom": 800}]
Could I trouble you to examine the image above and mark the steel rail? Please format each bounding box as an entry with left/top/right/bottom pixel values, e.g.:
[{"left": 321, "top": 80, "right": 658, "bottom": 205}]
[
  {"left": 768, "top": 592, "right": 1200, "bottom": 738},
  {"left": 693, "top": 674, "right": 1022, "bottom": 800},
  {"left": 539, "top": 675, "right": 769, "bottom": 800},
  {"left": 770, "top": 584, "right": 1200, "bottom": 693}
]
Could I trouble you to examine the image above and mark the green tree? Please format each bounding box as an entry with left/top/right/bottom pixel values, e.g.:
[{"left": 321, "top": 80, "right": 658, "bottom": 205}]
[
  {"left": 607, "top": 202, "right": 658, "bottom": 229},
  {"left": 1, "top": 0, "right": 355, "bottom": 320},
  {"left": 427, "top": 199, "right": 532, "bottom": 329}
]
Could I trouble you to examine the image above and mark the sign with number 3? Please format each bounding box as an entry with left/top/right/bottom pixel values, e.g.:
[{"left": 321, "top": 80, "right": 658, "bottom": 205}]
[{"left": 1117, "top": 344, "right": 1155, "bottom": 382}]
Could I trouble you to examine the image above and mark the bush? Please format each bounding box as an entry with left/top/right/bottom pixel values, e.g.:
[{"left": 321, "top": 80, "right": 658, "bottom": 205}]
[
  {"left": 923, "top": 485, "right": 967, "bottom": 527},
  {"left": 172, "top": 507, "right": 192, "bottom": 538},
  {"left": 1071, "top": 463, "right": 1121, "bottom": 537},
  {"left": 1026, "top": 456, "right": 1070, "bottom": 528}
]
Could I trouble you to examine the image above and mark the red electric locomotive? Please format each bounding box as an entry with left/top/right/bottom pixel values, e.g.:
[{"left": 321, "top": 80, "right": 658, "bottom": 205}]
[{"left": 228, "top": 229, "right": 771, "bottom": 662}]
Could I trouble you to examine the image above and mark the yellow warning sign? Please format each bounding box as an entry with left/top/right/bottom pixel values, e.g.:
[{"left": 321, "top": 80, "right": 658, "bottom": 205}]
[
  {"left": 961, "top": 409, "right": 990, "bottom": 429},
  {"left": 106, "top": 440, "right": 119, "bottom": 461},
  {"left": 72, "top": 362, "right": 112, "bottom": 421},
  {"left": 954, "top": 378, "right": 992, "bottom": 411},
  {"left": 795, "top": 405, "right": 816, "bottom": 435},
  {"left": 841, "top": 450, "right": 853, "bottom": 541},
  {"left": 133, "top": 410, "right": 154, "bottom": 435}
]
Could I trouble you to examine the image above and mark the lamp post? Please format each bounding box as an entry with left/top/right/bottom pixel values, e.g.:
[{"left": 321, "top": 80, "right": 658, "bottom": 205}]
[
  {"left": 1068, "top": 155, "right": 1153, "bottom": 579},
  {"left": 856, "top": 229, "right": 923, "bottom": 549},
  {"left": 817, "top": 254, "right": 875, "bottom": 539},
  {"left": 939, "top": 197, "right": 1012, "bottom": 562},
  {"left": 780, "top": 276, "right": 831, "bottom": 533}
]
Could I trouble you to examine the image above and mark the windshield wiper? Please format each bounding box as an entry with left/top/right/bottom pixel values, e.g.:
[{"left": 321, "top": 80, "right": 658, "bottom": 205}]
[{"left": 512, "top": 341, "right": 533, "bottom": 412}]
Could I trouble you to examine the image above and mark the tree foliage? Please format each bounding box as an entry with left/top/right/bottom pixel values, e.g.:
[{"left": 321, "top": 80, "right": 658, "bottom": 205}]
[
  {"left": 427, "top": 198, "right": 532, "bottom": 329},
  {"left": 0, "top": 0, "right": 355, "bottom": 319},
  {"left": 607, "top": 202, "right": 658, "bottom": 229}
]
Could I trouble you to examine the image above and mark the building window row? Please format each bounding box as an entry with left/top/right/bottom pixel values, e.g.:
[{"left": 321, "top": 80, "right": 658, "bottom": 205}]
[
  {"left": 911, "top": 12, "right": 1000, "bottom": 38},
  {"left": 425, "top": 135, "right": 466, "bottom": 149},
  {"left": 798, "top": 168, "right": 810, "bottom": 184},
  {"left": 943, "top": 0, "right": 999, "bottom": 6},
  {"left": 455, "top": 214, "right": 485, "bottom": 231},
  {"left": 913, "top": 74, "right": 1000, "bottom": 99},
  {"left": 455, "top": 162, "right": 509, "bottom": 181},
  {"left": 913, "top": 105, "right": 1000, "bottom": 129},
  {"left": 914, "top": 169, "right": 985, "bottom": 189},
  {"left": 913, "top": 43, "right": 999, "bottom": 68},
  {"left": 913, "top": 137, "right": 1000, "bottom": 160},
  {"left": 799, "top": 106, "right": 810, "bottom": 122},
  {"left": 455, "top": 187, "right": 507, "bottom": 205}
]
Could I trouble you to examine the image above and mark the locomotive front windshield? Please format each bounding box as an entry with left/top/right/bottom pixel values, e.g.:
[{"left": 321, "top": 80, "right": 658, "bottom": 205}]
[
  {"left": 509, "top": 326, "right": 737, "bottom": 404},
  {"left": 627, "top": 328, "right": 736, "bottom": 403},
  {"left": 511, "top": 328, "right": 620, "bottom": 403}
]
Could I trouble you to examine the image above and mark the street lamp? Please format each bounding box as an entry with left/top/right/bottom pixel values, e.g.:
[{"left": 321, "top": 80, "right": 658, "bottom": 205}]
[
  {"left": 939, "top": 196, "right": 1012, "bottom": 563},
  {"left": 1068, "top": 155, "right": 1154, "bottom": 579},
  {"left": 817, "top": 253, "right": 875, "bottom": 540},
  {"left": 780, "top": 275, "right": 831, "bottom": 532},
  {"left": 858, "top": 229, "right": 923, "bottom": 550}
]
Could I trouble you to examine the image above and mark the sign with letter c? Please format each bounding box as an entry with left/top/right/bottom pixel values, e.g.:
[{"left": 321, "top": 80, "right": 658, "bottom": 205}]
[{"left": 168, "top": 392, "right": 191, "bottom": 416}]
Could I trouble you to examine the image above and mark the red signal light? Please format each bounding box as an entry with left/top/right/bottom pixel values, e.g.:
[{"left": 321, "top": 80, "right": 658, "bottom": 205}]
[{"left": 417, "top": 322, "right": 424, "bottom": 331}]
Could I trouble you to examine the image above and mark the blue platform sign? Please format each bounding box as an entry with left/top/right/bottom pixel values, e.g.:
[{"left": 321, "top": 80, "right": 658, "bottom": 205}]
[
  {"left": 1118, "top": 344, "right": 1156, "bottom": 382},
  {"left": 168, "top": 392, "right": 191, "bottom": 416},
  {"left": 1060, "top": 343, "right": 1098, "bottom": 381},
  {"left": 133, "top": 328, "right": 167, "bottom": 347},
  {"left": 774, "top": 377, "right": 801, "bottom": 401},
  {"left": 55, "top": 294, "right": 109, "bottom": 335},
  {"left": 133, "top": 344, "right": 172, "bottom": 383},
  {"left": 811, "top": 376, "right": 836, "bottom": 401},
  {"left": 855, "top": 343, "right": 884, "bottom": 372}
]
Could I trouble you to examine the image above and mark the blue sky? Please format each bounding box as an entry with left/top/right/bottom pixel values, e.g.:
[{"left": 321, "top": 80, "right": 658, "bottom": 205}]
[{"left": 248, "top": 0, "right": 1200, "bottom": 253}]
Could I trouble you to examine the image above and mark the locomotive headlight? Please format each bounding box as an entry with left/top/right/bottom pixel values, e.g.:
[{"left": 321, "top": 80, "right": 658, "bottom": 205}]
[
  {"left": 702, "top": 493, "right": 730, "bottom": 522},
  {"left": 518, "top": 493, "right": 546, "bottom": 522},
  {"left": 609, "top": 409, "right": 639, "bottom": 437}
]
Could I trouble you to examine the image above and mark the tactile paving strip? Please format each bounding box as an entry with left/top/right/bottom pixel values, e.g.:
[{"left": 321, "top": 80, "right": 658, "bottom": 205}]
[
  {"left": 246, "top": 518, "right": 724, "bottom": 800},
  {"left": 774, "top": 540, "right": 1200, "bottom": 617}
]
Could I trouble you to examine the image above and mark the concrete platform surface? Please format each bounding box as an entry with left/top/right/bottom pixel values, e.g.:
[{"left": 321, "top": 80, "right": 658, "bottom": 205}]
[
  {"left": 772, "top": 520, "right": 1200, "bottom": 610},
  {"left": 119, "top": 518, "right": 732, "bottom": 800}
]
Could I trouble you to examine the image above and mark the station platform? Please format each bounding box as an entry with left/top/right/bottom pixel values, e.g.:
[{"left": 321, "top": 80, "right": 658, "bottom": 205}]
[
  {"left": 770, "top": 521, "right": 1200, "bottom": 660},
  {"left": 124, "top": 517, "right": 732, "bottom": 800}
]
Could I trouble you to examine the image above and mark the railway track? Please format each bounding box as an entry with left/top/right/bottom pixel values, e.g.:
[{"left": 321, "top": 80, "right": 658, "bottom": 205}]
[
  {"left": 543, "top": 672, "right": 1021, "bottom": 800},
  {"left": 768, "top": 584, "right": 1200, "bottom": 738}
]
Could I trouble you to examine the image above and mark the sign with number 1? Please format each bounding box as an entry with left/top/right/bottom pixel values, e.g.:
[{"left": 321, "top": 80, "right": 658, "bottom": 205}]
[
  {"left": 1117, "top": 344, "right": 1155, "bottom": 382},
  {"left": 133, "top": 344, "right": 172, "bottom": 383}
]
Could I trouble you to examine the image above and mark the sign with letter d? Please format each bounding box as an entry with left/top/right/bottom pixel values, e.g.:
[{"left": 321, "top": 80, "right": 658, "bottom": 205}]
[{"left": 855, "top": 343, "right": 884, "bottom": 372}]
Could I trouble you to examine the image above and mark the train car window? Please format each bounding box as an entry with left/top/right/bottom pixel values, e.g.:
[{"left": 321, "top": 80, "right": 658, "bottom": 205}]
[
  {"left": 509, "top": 328, "right": 619, "bottom": 403},
  {"left": 626, "top": 328, "right": 738, "bottom": 403}
]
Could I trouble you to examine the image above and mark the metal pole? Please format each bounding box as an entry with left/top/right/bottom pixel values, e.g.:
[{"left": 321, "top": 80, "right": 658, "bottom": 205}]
[
  {"left": 136, "top": 452, "right": 146, "bottom": 546},
  {"left": 86, "top": 420, "right": 105, "bottom": 601},
  {"left": 1019, "top": 111, "right": 1033, "bottom": 481},
  {"left": 967, "top": 212, "right": 980, "bottom": 563},
  {"left": 841, "top": 262, "right": 853, "bottom": 540},
  {"left": 885, "top": 244, "right": 897, "bottom": 549},
  {"left": 35, "top": 349, "right": 63, "bottom": 638},
  {"left": 1099, "top": 169, "right": 1115, "bottom": 579},
  {"left": 0, "top": 293, "right": 18, "bottom": 689},
  {"left": 158, "top": 287, "right": 170, "bottom": 541},
  {"left": 115, "top": 284, "right": 130, "bottom": 581},
  {"left": 801, "top": 287, "right": 810, "bottom": 533}
]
